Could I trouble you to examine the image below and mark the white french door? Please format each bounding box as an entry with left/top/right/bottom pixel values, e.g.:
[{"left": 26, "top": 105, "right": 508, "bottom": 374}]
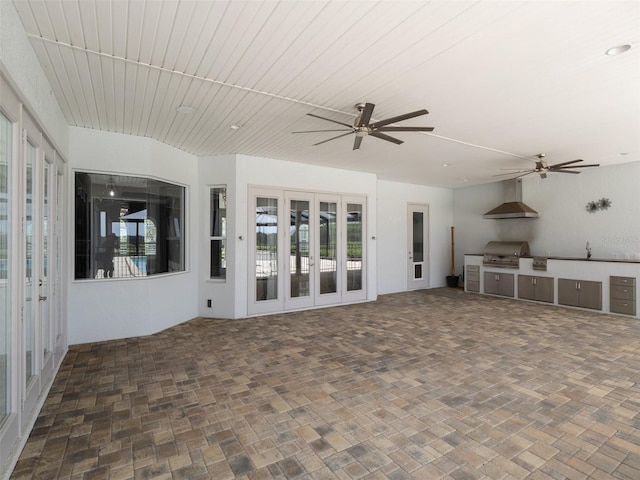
[
  {"left": 249, "top": 188, "right": 366, "bottom": 315},
  {"left": 22, "top": 113, "right": 40, "bottom": 423},
  {"left": 315, "top": 194, "right": 341, "bottom": 307},
  {"left": 21, "top": 117, "right": 62, "bottom": 424},
  {"left": 285, "top": 192, "right": 315, "bottom": 310},
  {"left": 407, "top": 203, "right": 429, "bottom": 290}
]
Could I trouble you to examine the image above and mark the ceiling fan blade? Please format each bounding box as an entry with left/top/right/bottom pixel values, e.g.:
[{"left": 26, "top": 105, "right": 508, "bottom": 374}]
[
  {"left": 292, "top": 129, "right": 352, "bottom": 134},
  {"left": 356, "top": 103, "right": 375, "bottom": 127},
  {"left": 369, "top": 109, "right": 428, "bottom": 129},
  {"left": 353, "top": 136, "right": 363, "bottom": 150},
  {"left": 548, "top": 159, "right": 583, "bottom": 168},
  {"left": 550, "top": 169, "right": 580, "bottom": 174},
  {"left": 369, "top": 131, "right": 403, "bottom": 145},
  {"left": 555, "top": 163, "right": 600, "bottom": 169},
  {"left": 515, "top": 171, "right": 535, "bottom": 179},
  {"left": 492, "top": 170, "right": 532, "bottom": 177},
  {"left": 376, "top": 126, "right": 434, "bottom": 132},
  {"left": 307, "top": 113, "right": 353, "bottom": 128},
  {"left": 312, "top": 131, "right": 353, "bottom": 146}
]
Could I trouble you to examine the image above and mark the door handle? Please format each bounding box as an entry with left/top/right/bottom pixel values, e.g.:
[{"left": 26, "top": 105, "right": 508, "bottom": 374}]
[{"left": 39, "top": 295, "right": 47, "bottom": 301}]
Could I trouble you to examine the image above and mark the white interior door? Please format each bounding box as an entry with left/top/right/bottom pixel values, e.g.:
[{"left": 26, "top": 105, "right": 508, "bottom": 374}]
[{"left": 407, "top": 204, "right": 429, "bottom": 290}]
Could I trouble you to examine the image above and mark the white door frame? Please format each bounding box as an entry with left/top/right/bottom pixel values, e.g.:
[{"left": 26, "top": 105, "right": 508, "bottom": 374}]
[
  {"left": 314, "top": 193, "right": 342, "bottom": 307},
  {"left": 248, "top": 188, "right": 285, "bottom": 315},
  {"left": 284, "top": 191, "right": 315, "bottom": 311}
]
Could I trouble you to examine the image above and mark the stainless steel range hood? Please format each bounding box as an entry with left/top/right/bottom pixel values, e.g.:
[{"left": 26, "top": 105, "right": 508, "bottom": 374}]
[{"left": 483, "top": 178, "right": 539, "bottom": 219}]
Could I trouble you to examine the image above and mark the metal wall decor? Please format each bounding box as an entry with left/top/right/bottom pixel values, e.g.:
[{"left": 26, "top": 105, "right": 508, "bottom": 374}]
[{"left": 586, "top": 197, "right": 611, "bottom": 213}]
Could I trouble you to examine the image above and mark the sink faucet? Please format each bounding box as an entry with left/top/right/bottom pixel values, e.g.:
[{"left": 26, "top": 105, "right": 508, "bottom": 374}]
[{"left": 586, "top": 242, "right": 592, "bottom": 260}]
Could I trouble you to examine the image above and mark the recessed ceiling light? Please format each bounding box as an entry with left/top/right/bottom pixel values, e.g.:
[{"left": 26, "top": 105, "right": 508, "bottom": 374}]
[
  {"left": 605, "top": 44, "right": 632, "bottom": 56},
  {"left": 442, "top": 163, "right": 449, "bottom": 167},
  {"left": 176, "top": 106, "right": 195, "bottom": 114},
  {"left": 230, "top": 124, "right": 241, "bottom": 130}
]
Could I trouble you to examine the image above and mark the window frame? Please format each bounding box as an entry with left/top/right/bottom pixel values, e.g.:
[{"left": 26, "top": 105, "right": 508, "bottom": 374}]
[
  {"left": 73, "top": 170, "right": 187, "bottom": 281},
  {"left": 209, "top": 185, "right": 227, "bottom": 281}
]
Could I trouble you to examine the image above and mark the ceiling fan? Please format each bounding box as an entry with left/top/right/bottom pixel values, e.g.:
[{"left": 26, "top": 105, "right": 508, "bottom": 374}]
[
  {"left": 292, "top": 102, "right": 434, "bottom": 150},
  {"left": 495, "top": 153, "right": 600, "bottom": 179}
]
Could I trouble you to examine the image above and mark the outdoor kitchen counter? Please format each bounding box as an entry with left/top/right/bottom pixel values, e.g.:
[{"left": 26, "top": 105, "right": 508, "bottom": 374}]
[
  {"left": 544, "top": 256, "right": 640, "bottom": 263},
  {"left": 465, "top": 253, "right": 640, "bottom": 263},
  {"left": 464, "top": 254, "right": 640, "bottom": 318}
]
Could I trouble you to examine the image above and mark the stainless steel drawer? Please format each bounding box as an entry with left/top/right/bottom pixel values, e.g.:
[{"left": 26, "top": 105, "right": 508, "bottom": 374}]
[
  {"left": 611, "top": 285, "right": 635, "bottom": 301},
  {"left": 467, "top": 280, "right": 480, "bottom": 292},
  {"left": 467, "top": 266, "right": 479, "bottom": 281},
  {"left": 610, "top": 298, "right": 636, "bottom": 316},
  {"left": 610, "top": 276, "right": 636, "bottom": 287}
]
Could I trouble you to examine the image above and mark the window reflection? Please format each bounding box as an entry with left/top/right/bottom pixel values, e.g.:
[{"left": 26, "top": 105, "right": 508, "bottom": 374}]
[{"left": 74, "top": 172, "right": 185, "bottom": 280}]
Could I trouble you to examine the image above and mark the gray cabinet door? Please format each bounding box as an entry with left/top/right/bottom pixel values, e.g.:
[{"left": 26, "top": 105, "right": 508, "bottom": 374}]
[
  {"left": 579, "top": 280, "right": 602, "bottom": 310},
  {"left": 485, "top": 272, "right": 514, "bottom": 297},
  {"left": 518, "top": 275, "right": 535, "bottom": 300},
  {"left": 558, "top": 278, "right": 601, "bottom": 310},
  {"left": 519, "top": 275, "right": 553, "bottom": 303},
  {"left": 498, "top": 273, "right": 514, "bottom": 297},
  {"left": 558, "top": 279, "right": 579, "bottom": 307},
  {"left": 535, "top": 277, "right": 554, "bottom": 303}
]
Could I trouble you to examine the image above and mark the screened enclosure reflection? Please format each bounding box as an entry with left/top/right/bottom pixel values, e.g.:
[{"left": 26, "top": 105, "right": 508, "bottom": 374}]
[{"left": 74, "top": 172, "right": 185, "bottom": 280}]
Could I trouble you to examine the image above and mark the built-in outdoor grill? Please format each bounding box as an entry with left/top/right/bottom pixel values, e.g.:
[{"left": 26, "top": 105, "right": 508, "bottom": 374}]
[{"left": 483, "top": 241, "right": 530, "bottom": 268}]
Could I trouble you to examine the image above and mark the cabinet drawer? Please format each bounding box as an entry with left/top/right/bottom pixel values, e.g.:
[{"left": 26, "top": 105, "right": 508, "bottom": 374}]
[
  {"left": 610, "top": 298, "right": 636, "bottom": 316},
  {"left": 611, "top": 285, "right": 635, "bottom": 301},
  {"left": 610, "top": 276, "right": 636, "bottom": 287},
  {"left": 466, "top": 266, "right": 480, "bottom": 281},
  {"left": 466, "top": 280, "right": 480, "bottom": 292}
]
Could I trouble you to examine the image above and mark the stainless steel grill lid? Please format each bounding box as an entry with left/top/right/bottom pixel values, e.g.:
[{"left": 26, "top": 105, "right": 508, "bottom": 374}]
[{"left": 483, "top": 241, "right": 530, "bottom": 268}]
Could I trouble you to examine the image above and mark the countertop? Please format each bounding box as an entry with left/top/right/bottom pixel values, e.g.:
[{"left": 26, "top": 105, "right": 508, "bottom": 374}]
[{"left": 464, "top": 253, "right": 640, "bottom": 264}]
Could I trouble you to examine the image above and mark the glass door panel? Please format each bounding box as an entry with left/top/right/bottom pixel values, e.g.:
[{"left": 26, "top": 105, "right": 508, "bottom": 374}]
[
  {"left": 346, "top": 203, "right": 363, "bottom": 292},
  {"left": 316, "top": 196, "right": 341, "bottom": 306},
  {"left": 41, "top": 162, "right": 50, "bottom": 356},
  {"left": 408, "top": 204, "right": 429, "bottom": 290},
  {"left": 319, "top": 201, "right": 337, "bottom": 295},
  {"left": 284, "top": 193, "right": 315, "bottom": 310},
  {"left": 25, "top": 141, "right": 36, "bottom": 384},
  {"left": 55, "top": 170, "right": 64, "bottom": 355},
  {"left": 289, "top": 199, "right": 310, "bottom": 298},
  {"left": 0, "top": 112, "right": 11, "bottom": 425},
  {"left": 255, "top": 197, "right": 279, "bottom": 302}
]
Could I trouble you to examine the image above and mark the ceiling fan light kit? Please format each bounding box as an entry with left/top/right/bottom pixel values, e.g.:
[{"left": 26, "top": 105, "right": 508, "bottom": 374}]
[{"left": 293, "top": 102, "right": 434, "bottom": 150}]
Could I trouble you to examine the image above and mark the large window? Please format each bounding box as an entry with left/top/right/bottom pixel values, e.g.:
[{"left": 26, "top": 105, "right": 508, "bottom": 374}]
[{"left": 74, "top": 172, "right": 185, "bottom": 280}]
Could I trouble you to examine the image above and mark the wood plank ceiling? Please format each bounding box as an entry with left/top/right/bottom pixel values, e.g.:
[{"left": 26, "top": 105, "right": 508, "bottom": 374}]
[{"left": 12, "top": 0, "right": 640, "bottom": 188}]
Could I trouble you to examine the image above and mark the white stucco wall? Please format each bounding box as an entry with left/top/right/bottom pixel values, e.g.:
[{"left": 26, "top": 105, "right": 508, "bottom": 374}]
[
  {"left": 376, "top": 180, "right": 454, "bottom": 294},
  {"left": 197, "top": 155, "right": 237, "bottom": 319},
  {"left": 0, "top": 0, "right": 68, "bottom": 158},
  {"left": 196, "top": 154, "right": 378, "bottom": 318},
  {"left": 67, "top": 128, "right": 200, "bottom": 344},
  {"left": 453, "top": 161, "right": 640, "bottom": 274}
]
